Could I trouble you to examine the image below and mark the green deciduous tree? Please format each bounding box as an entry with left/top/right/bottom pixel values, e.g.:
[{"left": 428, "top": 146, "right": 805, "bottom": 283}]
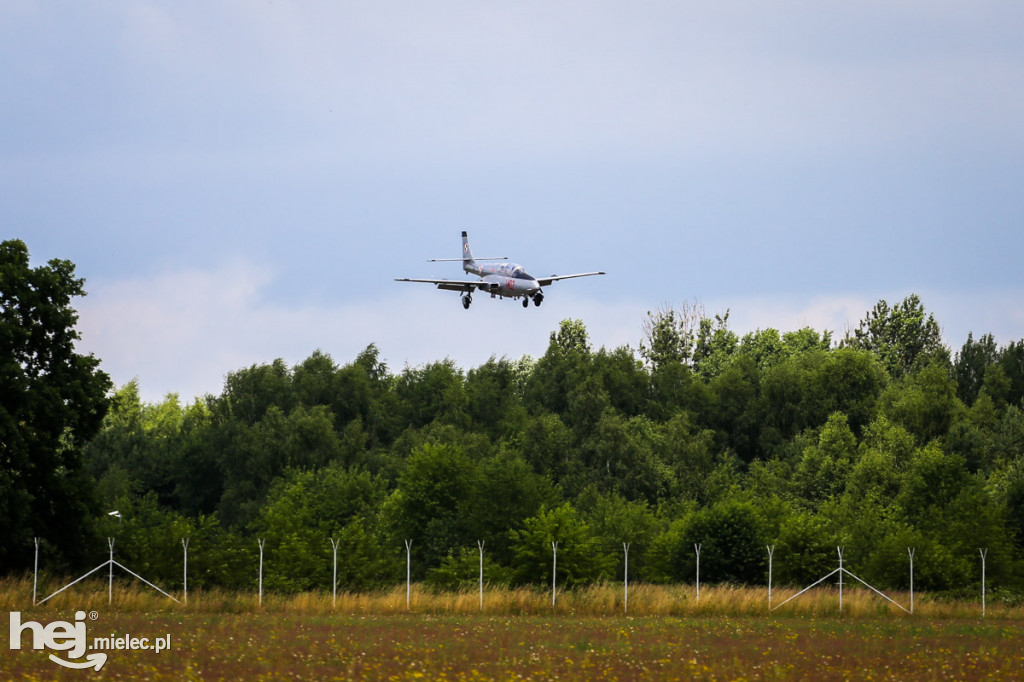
[
  {"left": 793, "top": 412, "right": 857, "bottom": 503},
  {"left": 639, "top": 302, "right": 703, "bottom": 370},
  {"left": 256, "top": 464, "right": 388, "bottom": 591},
  {"left": 880, "top": 362, "right": 964, "bottom": 445},
  {"left": 658, "top": 412, "right": 717, "bottom": 503},
  {"left": 577, "top": 489, "right": 661, "bottom": 581},
  {"left": 509, "top": 503, "right": 612, "bottom": 586},
  {"left": 425, "top": 545, "right": 512, "bottom": 590},
  {"left": 707, "top": 355, "right": 761, "bottom": 460},
  {"left": 84, "top": 383, "right": 220, "bottom": 516},
  {"left": 527, "top": 318, "right": 593, "bottom": 417},
  {"left": 472, "top": 452, "right": 559, "bottom": 565},
  {"left": 465, "top": 357, "right": 522, "bottom": 436},
  {"left": 381, "top": 442, "right": 482, "bottom": 575},
  {"left": 998, "top": 340, "right": 1024, "bottom": 408},
  {"left": 772, "top": 507, "right": 838, "bottom": 586},
  {"left": 846, "top": 294, "right": 948, "bottom": 378},
  {"left": 395, "top": 359, "right": 470, "bottom": 431},
  {"left": 577, "top": 412, "right": 671, "bottom": 503},
  {"left": 955, "top": 332, "right": 999, "bottom": 406},
  {"left": 510, "top": 411, "right": 574, "bottom": 480},
  {"left": 651, "top": 500, "right": 768, "bottom": 585},
  {"left": 0, "top": 239, "right": 112, "bottom": 571},
  {"left": 838, "top": 418, "right": 913, "bottom": 547},
  {"left": 219, "top": 359, "right": 295, "bottom": 426},
  {"left": 217, "top": 404, "right": 344, "bottom": 526},
  {"left": 896, "top": 443, "right": 969, "bottom": 528},
  {"left": 693, "top": 311, "right": 739, "bottom": 380}
]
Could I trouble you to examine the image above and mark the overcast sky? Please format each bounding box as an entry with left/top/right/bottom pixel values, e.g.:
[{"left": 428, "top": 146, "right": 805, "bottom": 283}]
[{"left": 5, "top": 2, "right": 1023, "bottom": 403}]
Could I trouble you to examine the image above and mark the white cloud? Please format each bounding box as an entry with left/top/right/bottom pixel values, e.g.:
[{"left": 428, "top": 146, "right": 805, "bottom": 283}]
[
  {"left": 76, "top": 263, "right": 277, "bottom": 402},
  {"left": 704, "top": 294, "right": 874, "bottom": 341},
  {"left": 76, "top": 263, "right": 1024, "bottom": 404},
  {"left": 705, "top": 289, "right": 1024, "bottom": 351}
]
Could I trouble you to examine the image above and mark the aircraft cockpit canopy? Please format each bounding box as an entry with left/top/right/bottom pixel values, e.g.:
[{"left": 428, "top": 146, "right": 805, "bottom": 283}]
[{"left": 499, "top": 263, "right": 534, "bottom": 280}]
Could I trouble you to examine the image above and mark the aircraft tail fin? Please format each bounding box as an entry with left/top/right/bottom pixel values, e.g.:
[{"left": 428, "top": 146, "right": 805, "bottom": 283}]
[{"left": 460, "top": 231, "right": 475, "bottom": 263}]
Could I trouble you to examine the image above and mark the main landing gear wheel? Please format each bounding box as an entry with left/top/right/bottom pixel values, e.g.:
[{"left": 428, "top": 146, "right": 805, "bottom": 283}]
[
  {"left": 462, "top": 294, "right": 472, "bottom": 309},
  {"left": 534, "top": 292, "right": 544, "bottom": 307}
]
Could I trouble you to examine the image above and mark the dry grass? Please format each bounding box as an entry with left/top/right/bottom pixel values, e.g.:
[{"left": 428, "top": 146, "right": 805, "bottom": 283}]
[{"left": 5, "top": 575, "right": 1022, "bottom": 620}]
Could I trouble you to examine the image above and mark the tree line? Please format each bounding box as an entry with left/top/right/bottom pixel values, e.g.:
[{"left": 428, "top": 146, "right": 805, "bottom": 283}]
[{"left": 3, "top": 239, "right": 1024, "bottom": 597}]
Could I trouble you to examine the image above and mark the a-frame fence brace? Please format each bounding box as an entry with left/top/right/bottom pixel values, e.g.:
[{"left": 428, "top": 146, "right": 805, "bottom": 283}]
[
  {"left": 36, "top": 560, "right": 181, "bottom": 606},
  {"left": 34, "top": 538, "right": 180, "bottom": 606},
  {"left": 770, "top": 549, "right": 909, "bottom": 614}
]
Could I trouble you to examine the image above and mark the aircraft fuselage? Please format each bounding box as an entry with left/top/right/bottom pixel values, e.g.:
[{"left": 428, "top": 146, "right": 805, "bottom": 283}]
[{"left": 466, "top": 261, "right": 540, "bottom": 298}]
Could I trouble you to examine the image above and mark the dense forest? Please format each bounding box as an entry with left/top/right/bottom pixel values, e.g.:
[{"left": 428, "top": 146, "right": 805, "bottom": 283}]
[{"left": 4, "top": 239, "right": 1024, "bottom": 597}]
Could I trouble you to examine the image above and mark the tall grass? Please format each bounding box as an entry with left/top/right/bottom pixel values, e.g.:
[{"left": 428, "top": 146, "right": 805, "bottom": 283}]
[{"left": 4, "top": 576, "right": 1021, "bottom": 619}]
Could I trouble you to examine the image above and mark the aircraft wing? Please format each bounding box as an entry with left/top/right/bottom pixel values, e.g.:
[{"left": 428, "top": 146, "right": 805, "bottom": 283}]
[
  {"left": 536, "top": 271, "right": 606, "bottom": 287},
  {"left": 394, "top": 278, "right": 498, "bottom": 292}
]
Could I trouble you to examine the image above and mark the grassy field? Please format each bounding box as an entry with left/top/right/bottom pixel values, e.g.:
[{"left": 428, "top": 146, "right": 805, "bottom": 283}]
[
  {"left": 5, "top": 580, "right": 1024, "bottom": 680},
  {"left": 5, "top": 576, "right": 1022, "bottom": 618}
]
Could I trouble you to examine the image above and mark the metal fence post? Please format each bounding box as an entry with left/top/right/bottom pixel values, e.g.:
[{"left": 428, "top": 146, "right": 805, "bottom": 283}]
[
  {"left": 908, "top": 547, "right": 915, "bottom": 615},
  {"left": 694, "top": 543, "right": 701, "bottom": 602},
  {"left": 551, "top": 541, "right": 559, "bottom": 610},
  {"left": 33, "top": 537, "right": 40, "bottom": 606},
  {"left": 257, "top": 538, "right": 265, "bottom": 607},
  {"left": 623, "top": 542, "right": 631, "bottom": 614},
  {"left": 329, "top": 538, "right": 340, "bottom": 609},
  {"left": 182, "top": 538, "right": 190, "bottom": 606},
  {"left": 478, "top": 540, "right": 485, "bottom": 612},
  {"left": 405, "top": 539, "right": 413, "bottom": 610},
  {"left": 108, "top": 538, "right": 115, "bottom": 605},
  {"left": 837, "top": 547, "right": 845, "bottom": 613},
  {"left": 980, "top": 548, "right": 988, "bottom": 618}
]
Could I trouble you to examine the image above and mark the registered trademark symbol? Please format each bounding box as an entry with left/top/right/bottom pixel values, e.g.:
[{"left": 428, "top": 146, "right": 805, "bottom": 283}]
[{"left": 89, "top": 611, "right": 99, "bottom": 621}]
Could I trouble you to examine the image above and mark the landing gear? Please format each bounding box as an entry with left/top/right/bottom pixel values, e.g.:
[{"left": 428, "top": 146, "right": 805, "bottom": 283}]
[
  {"left": 522, "top": 297, "right": 529, "bottom": 308},
  {"left": 533, "top": 292, "right": 544, "bottom": 307},
  {"left": 461, "top": 294, "right": 472, "bottom": 310}
]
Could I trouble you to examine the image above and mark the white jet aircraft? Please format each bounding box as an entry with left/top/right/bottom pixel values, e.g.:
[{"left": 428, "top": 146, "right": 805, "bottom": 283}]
[{"left": 396, "top": 231, "right": 605, "bottom": 309}]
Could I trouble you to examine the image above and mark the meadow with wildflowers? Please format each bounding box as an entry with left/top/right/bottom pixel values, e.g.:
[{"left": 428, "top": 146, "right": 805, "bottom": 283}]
[
  {"left": 5, "top": 581, "right": 1024, "bottom": 680},
  {"left": 5, "top": 610, "right": 1024, "bottom": 681}
]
